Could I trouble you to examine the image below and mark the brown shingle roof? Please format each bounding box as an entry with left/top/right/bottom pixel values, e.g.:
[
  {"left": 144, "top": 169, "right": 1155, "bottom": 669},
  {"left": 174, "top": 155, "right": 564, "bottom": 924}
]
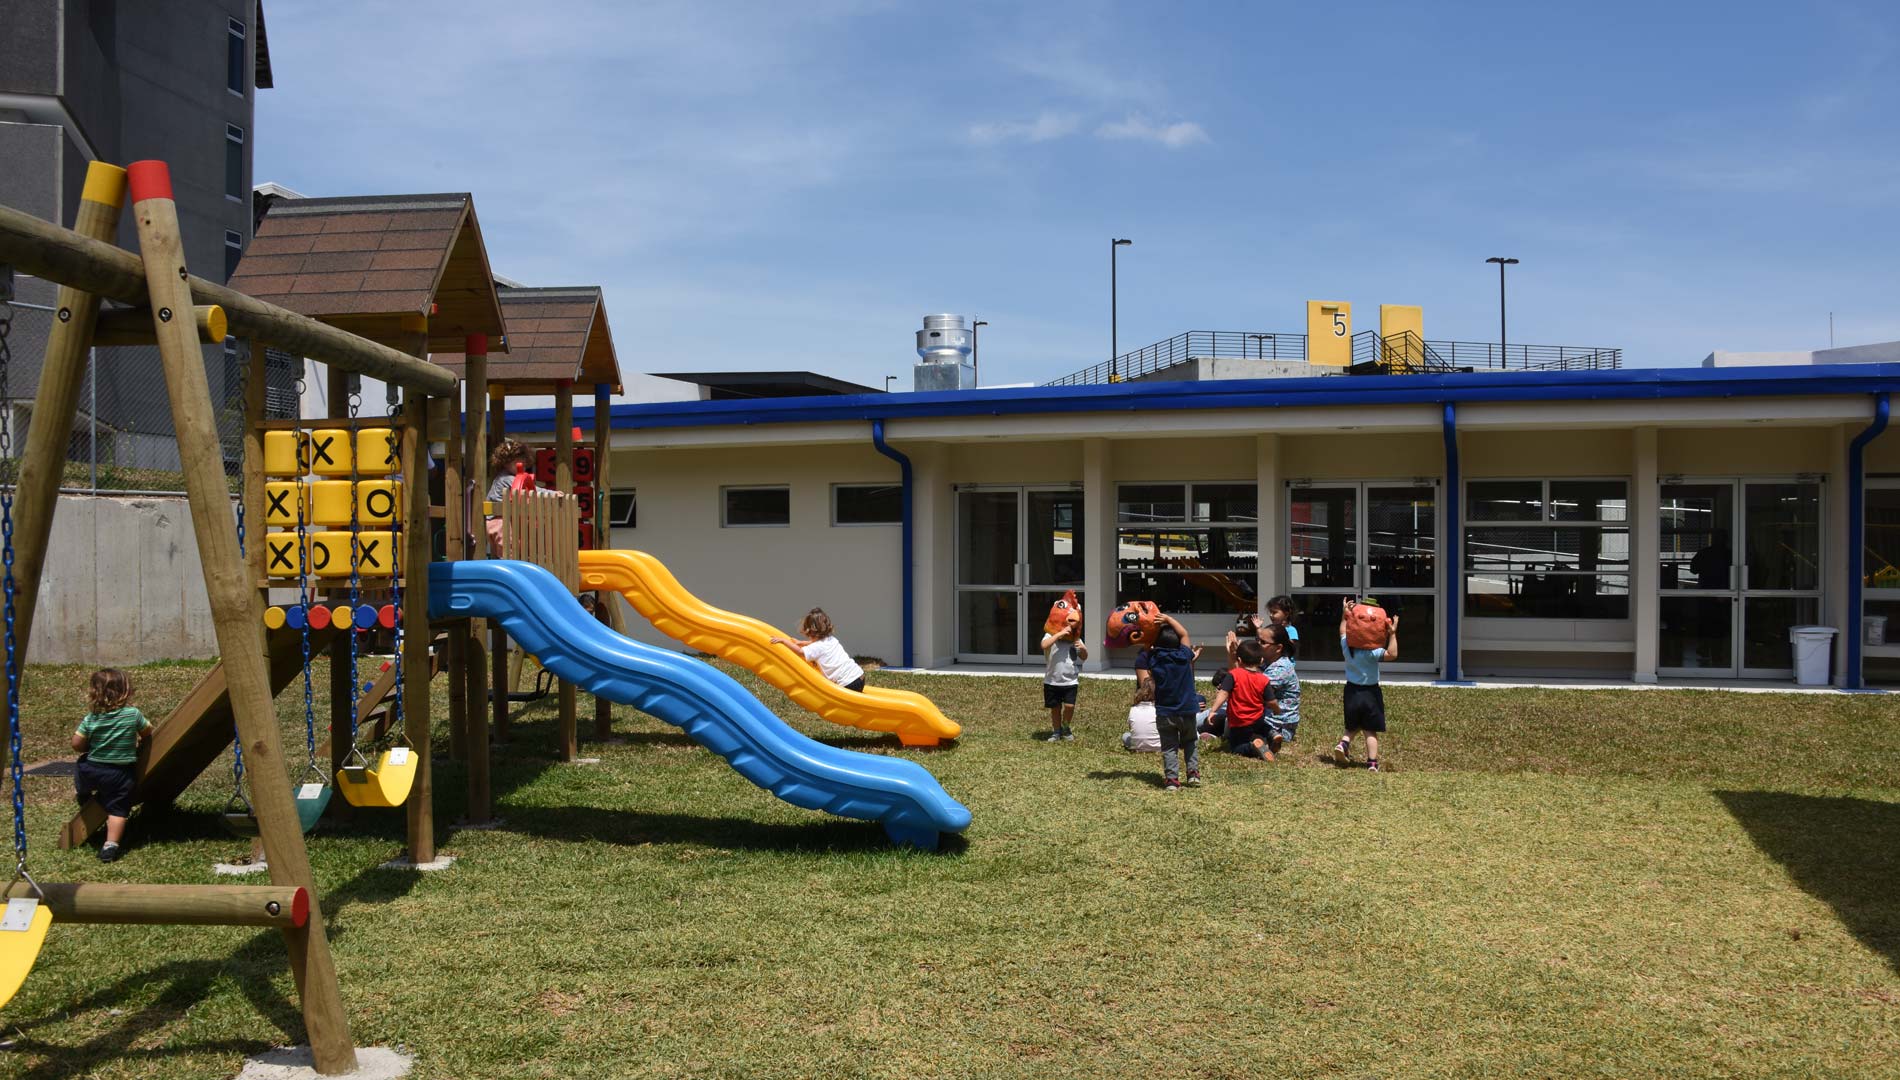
[
  {"left": 436, "top": 286, "right": 623, "bottom": 395},
  {"left": 228, "top": 193, "right": 505, "bottom": 355}
]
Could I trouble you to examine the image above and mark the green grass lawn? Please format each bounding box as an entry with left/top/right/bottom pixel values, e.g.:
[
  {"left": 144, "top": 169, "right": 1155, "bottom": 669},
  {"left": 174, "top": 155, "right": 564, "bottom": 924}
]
[{"left": 2, "top": 660, "right": 1896, "bottom": 1078}]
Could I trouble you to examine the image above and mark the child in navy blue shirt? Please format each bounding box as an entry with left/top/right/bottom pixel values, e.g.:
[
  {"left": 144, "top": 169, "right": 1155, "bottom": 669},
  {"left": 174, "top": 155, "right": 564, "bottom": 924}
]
[
  {"left": 1135, "top": 613, "right": 1202, "bottom": 791},
  {"left": 1334, "top": 598, "right": 1397, "bottom": 772}
]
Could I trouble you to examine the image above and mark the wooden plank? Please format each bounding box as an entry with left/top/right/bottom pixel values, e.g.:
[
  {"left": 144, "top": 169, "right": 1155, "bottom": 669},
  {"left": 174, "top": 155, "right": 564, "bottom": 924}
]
[
  {"left": 10, "top": 161, "right": 124, "bottom": 666},
  {"left": 401, "top": 391, "right": 434, "bottom": 864},
  {"left": 440, "top": 395, "right": 466, "bottom": 764},
  {"left": 593, "top": 383, "right": 614, "bottom": 739},
  {"left": 463, "top": 345, "right": 492, "bottom": 822},
  {"left": 554, "top": 384, "right": 578, "bottom": 760},
  {"left": 489, "top": 388, "right": 510, "bottom": 743},
  {"left": 0, "top": 202, "right": 456, "bottom": 394},
  {"left": 127, "top": 160, "right": 355, "bottom": 1074}
]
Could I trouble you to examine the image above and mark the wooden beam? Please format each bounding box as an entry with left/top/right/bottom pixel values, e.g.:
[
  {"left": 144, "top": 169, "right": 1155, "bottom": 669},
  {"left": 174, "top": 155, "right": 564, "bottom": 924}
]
[
  {"left": 127, "top": 160, "right": 355, "bottom": 1075},
  {"left": 592, "top": 382, "right": 615, "bottom": 739},
  {"left": 489, "top": 386, "right": 510, "bottom": 744},
  {"left": 3, "top": 881, "right": 308, "bottom": 928},
  {"left": 9, "top": 161, "right": 124, "bottom": 665},
  {"left": 462, "top": 340, "right": 492, "bottom": 823},
  {"left": 438, "top": 395, "right": 466, "bottom": 764},
  {"left": 0, "top": 201, "right": 456, "bottom": 395},
  {"left": 402, "top": 391, "right": 435, "bottom": 864},
  {"left": 90, "top": 303, "right": 226, "bottom": 346}
]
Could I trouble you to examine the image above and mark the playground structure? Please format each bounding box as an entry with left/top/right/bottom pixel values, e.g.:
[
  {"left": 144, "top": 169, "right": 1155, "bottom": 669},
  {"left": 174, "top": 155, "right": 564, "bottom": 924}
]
[{"left": 0, "top": 160, "right": 968, "bottom": 1072}]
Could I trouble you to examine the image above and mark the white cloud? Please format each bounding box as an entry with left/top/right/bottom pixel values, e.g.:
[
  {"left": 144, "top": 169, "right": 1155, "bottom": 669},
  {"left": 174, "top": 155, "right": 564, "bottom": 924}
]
[
  {"left": 1095, "top": 114, "right": 1209, "bottom": 149},
  {"left": 967, "top": 111, "right": 1083, "bottom": 145}
]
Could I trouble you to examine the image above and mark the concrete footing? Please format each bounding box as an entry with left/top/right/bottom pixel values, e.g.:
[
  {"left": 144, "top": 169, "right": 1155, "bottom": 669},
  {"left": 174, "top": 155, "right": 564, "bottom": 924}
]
[{"left": 236, "top": 1045, "right": 414, "bottom": 1079}]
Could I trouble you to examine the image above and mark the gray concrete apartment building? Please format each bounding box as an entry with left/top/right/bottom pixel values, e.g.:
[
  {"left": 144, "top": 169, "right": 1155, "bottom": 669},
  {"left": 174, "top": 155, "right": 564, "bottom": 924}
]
[{"left": 0, "top": 0, "right": 274, "bottom": 470}]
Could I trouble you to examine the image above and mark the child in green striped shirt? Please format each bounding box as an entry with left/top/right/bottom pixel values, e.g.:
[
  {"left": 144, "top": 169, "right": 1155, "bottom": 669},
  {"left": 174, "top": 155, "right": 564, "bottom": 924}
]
[{"left": 72, "top": 668, "right": 151, "bottom": 862}]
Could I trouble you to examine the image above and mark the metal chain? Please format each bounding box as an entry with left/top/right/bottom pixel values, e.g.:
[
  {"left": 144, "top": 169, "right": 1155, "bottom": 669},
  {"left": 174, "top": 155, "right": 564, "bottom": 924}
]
[
  {"left": 387, "top": 388, "right": 406, "bottom": 745},
  {"left": 346, "top": 390, "right": 362, "bottom": 751},
  {"left": 293, "top": 374, "right": 320, "bottom": 772},
  {"left": 1, "top": 282, "right": 25, "bottom": 872}
]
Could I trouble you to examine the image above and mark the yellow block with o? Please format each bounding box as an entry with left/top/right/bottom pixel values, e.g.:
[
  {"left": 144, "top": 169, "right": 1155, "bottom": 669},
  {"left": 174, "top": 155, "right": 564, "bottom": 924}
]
[
  {"left": 264, "top": 481, "right": 306, "bottom": 526},
  {"left": 308, "top": 429, "right": 353, "bottom": 477},
  {"left": 356, "top": 480, "right": 402, "bottom": 524},
  {"left": 355, "top": 428, "right": 398, "bottom": 476},
  {"left": 263, "top": 431, "right": 308, "bottom": 477}
]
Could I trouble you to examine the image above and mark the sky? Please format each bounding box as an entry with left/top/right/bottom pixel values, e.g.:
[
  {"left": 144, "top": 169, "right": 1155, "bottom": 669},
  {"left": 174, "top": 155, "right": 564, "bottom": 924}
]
[{"left": 256, "top": 0, "right": 1900, "bottom": 395}]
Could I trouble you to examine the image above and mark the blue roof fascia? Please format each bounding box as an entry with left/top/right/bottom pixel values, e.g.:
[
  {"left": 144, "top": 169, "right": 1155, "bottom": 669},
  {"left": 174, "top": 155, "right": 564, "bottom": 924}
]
[{"left": 503, "top": 363, "right": 1900, "bottom": 432}]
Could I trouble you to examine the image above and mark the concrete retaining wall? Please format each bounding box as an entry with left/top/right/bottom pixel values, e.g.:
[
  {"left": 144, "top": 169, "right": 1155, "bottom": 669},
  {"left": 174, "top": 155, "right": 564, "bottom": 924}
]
[{"left": 33, "top": 494, "right": 220, "bottom": 665}]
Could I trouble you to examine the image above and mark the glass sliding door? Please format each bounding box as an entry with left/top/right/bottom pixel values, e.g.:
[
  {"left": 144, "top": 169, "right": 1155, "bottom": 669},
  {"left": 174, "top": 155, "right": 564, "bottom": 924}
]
[
  {"left": 955, "top": 486, "right": 1085, "bottom": 663},
  {"left": 1288, "top": 483, "right": 1437, "bottom": 671},
  {"left": 1659, "top": 479, "right": 1822, "bottom": 678}
]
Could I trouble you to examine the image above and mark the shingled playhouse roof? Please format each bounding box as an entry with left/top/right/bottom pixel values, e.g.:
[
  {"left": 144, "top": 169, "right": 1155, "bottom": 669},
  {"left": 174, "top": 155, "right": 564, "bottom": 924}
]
[
  {"left": 227, "top": 193, "right": 506, "bottom": 355},
  {"left": 435, "top": 286, "right": 622, "bottom": 395}
]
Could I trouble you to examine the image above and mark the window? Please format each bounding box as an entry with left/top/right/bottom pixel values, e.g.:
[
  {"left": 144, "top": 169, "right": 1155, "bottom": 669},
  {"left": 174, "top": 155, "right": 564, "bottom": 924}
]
[
  {"left": 227, "top": 19, "right": 246, "bottom": 96},
  {"left": 1465, "top": 479, "right": 1629, "bottom": 618},
  {"left": 833, "top": 483, "right": 901, "bottom": 525},
  {"left": 1115, "top": 482, "right": 1258, "bottom": 614},
  {"left": 224, "top": 229, "right": 243, "bottom": 282},
  {"left": 224, "top": 125, "right": 244, "bottom": 201},
  {"left": 723, "top": 486, "right": 789, "bottom": 527},
  {"left": 608, "top": 489, "right": 636, "bottom": 529}
]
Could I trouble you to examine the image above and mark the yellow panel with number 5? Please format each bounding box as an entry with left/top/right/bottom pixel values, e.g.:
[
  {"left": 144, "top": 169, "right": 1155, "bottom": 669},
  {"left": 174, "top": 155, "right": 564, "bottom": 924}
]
[{"left": 1306, "top": 300, "right": 1352, "bottom": 366}]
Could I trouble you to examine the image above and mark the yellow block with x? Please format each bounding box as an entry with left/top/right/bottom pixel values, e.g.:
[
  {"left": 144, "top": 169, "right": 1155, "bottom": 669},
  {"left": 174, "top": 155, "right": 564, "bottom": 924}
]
[
  {"left": 355, "top": 428, "right": 398, "bottom": 476},
  {"left": 263, "top": 481, "right": 307, "bottom": 527},
  {"left": 264, "top": 533, "right": 306, "bottom": 579},
  {"left": 307, "top": 429, "right": 353, "bottom": 477},
  {"left": 353, "top": 530, "right": 398, "bottom": 577}
]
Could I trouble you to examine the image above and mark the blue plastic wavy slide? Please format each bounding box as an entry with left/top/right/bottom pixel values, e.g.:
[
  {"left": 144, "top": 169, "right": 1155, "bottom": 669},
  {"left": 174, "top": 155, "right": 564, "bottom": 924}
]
[{"left": 428, "top": 560, "right": 972, "bottom": 849}]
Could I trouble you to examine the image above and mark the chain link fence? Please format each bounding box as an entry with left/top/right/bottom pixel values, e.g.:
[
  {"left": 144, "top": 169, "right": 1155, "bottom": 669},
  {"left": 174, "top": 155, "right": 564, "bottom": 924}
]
[{"left": 0, "top": 274, "right": 297, "bottom": 494}]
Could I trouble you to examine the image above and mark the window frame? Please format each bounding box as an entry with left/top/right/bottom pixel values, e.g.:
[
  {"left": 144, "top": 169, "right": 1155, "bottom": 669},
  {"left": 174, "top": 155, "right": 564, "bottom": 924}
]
[
  {"left": 224, "top": 124, "right": 245, "bottom": 202},
  {"left": 830, "top": 482, "right": 903, "bottom": 527},
  {"left": 607, "top": 489, "right": 636, "bottom": 529},
  {"left": 226, "top": 18, "right": 247, "bottom": 97},
  {"left": 224, "top": 229, "right": 243, "bottom": 281},
  {"left": 1114, "top": 480, "right": 1261, "bottom": 614},
  {"left": 721, "top": 485, "right": 791, "bottom": 528},
  {"left": 1463, "top": 476, "right": 1632, "bottom": 620}
]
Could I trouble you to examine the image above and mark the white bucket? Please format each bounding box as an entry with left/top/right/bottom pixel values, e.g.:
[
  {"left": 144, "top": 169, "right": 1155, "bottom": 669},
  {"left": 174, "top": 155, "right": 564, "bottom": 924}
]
[
  {"left": 1864, "top": 615, "right": 1888, "bottom": 648},
  {"left": 1788, "top": 626, "right": 1837, "bottom": 686}
]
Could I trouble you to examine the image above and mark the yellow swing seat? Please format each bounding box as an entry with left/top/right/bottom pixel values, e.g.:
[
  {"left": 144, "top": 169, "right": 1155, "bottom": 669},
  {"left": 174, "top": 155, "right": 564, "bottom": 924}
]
[
  {"left": 0, "top": 896, "right": 53, "bottom": 1009},
  {"left": 335, "top": 746, "right": 418, "bottom": 809}
]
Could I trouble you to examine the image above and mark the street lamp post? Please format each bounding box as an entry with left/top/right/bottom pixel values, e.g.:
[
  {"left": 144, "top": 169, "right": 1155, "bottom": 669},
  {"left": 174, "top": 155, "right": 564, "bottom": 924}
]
[
  {"left": 1247, "top": 332, "right": 1274, "bottom": 359},
  {"left": 1485, "top": 256, "right": 1519, "bottom": 366},
  {"left": 884, "top": 375, "right": 896, "bottom": 393},
  {"left": 972, "top": 319, "right": 988, "bottom": 386},
  {"left": 1111, "top": 238, "right": 1132, "bottom": 380}
]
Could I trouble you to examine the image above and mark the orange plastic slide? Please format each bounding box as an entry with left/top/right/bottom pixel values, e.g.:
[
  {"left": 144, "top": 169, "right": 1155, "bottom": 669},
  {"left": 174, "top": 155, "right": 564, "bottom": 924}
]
[{"left": 577, "top": 550, "right": 961, "bottom": 746}]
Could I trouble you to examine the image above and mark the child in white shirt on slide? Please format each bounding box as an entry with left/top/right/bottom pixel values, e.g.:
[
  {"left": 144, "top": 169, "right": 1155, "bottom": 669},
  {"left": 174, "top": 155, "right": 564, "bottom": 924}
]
[{"left": 770, "top": 608, "right": 866, "bottom": 692}]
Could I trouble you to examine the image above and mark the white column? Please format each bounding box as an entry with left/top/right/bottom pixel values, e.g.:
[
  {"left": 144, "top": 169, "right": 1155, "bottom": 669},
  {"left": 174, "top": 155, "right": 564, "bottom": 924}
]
[
  {"left": 910, "top": 443, "right": 954, "bottom": 668},
  {"left": 1257, "top": 434, "right": 1281, "bottom": 603},
  {"left": 1082, "top": 438, "right": 1114, "bottom": 671},
  {"left": 1632, "top": 427, "right": 1660, "bottom": 682},
  {"left": 1828, "top": 423, "right": 1850, "bottom": 685}
]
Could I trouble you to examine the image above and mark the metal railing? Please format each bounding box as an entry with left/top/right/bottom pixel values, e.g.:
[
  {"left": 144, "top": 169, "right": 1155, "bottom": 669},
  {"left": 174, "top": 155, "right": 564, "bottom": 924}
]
[
  {"left": 1046, "top": 328, "right": 1621, "bottom": 385},
  {"left": 1043, "top": 330, "right": 1308, "bottom": 386}
]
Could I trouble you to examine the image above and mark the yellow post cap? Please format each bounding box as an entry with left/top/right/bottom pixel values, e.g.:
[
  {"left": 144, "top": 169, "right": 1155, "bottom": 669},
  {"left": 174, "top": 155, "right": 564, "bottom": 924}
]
[
  {"left": 80, "top": 162, "right": 128, "bottom": 208},
  {"left": 205, "top": 305, "right": 228, "bottom": 342}
]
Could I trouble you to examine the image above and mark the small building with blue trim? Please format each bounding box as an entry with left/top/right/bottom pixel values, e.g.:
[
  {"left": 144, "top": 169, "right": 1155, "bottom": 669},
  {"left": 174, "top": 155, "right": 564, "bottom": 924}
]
[{"left": 508, "top": 363, "right": 1900, "bottom": 688}]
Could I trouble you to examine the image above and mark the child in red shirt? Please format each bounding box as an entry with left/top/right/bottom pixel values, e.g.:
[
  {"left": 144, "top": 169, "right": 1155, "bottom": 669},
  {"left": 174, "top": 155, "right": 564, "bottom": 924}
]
[{"left": 1208, "top": 638, "right": 1278, "bottom": 761}]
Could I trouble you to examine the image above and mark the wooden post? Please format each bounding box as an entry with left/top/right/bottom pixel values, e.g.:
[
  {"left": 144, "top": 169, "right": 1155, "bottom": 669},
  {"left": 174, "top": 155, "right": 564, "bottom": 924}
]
[
  {"left": 243, "top": 339, "right": 267, "bottom": 587},
  {"left": 402, "top": 390, "right": 434, "bottom": 864},
  {"left": 592, "top": 382, "right": 616, "bottom": 739},
  {"left": 554, "top": 382, "right": 578, "bottom": 761},
  {"left": 462, "top": 339, "right": 492, "bottom": 822},
  {"left": 489, "top": 385, "right": 510, "bottom": 742},
  {"left": 10, "top": 160, "right": 124, "bottom": 663},
  {"left": 439, "top": 395, "right": 466, "bottom": 763},
  {"left": 126, "top": 160, "right": 355, "bottom": 1074}
]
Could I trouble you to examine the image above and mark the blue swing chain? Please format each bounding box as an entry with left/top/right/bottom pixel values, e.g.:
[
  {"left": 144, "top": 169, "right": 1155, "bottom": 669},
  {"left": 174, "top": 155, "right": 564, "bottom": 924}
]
[
  {"left": 295, "top": 379, "right": 317, "bottom": 774},
  {"left": 387, "top": 391, "right": 405, "bottom": 747},
  {"left": 230, "top": 357, "right": 248, "bottom": 805},
  {"left": 0, "top": 280, "right": 28, "bottom": 881},
  {"left": 346, "top": 389, "right": 363, "bottom": 757}
]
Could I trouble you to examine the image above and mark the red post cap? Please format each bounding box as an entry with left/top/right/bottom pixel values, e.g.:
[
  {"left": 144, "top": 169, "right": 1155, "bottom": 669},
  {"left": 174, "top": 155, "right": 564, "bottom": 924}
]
[
  {"left": 125, "top": 160, "right": 174, "bottom": 203},
  {"left": 465, "top": 333, "right": 488, "bottom": 356}
]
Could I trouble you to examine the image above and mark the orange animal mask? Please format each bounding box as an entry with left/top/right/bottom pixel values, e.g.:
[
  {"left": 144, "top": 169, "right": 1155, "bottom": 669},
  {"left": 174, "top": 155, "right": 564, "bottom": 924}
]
[
  {"left": 1105, "top": 600, "right": 1161, "bottom": 648},
  {"left": 1043, "top": 590, "right": 1080, "bottom": 636}
]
